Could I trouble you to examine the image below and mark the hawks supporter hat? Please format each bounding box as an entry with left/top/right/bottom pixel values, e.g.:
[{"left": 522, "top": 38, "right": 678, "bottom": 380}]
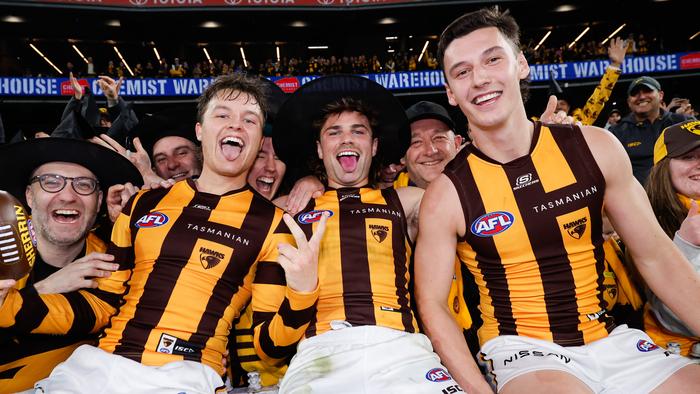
[
  {"left": 272, "top": 75, "right": 409, "bottom": 183},
  {"left": 0, "top": 137, "right": 143, "bottom": 206},
  {"left": 405, "top": 101, "right": 456, "bottom": 131},
  {"left": 132, "top": 106, "right": 199, "bottom": 159},
  {"left": 627, "top": 76, "right": 661, "bottom": 96},
  {"left": 653, "top": 120, "right": 700, "bottom": 164}
]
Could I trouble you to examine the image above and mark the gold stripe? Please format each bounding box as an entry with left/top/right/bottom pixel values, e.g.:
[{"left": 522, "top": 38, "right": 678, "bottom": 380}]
[
  {"left": 532, "top": 126, "right": 576, "bottom": 193},
  {"left": 313, "top": 191, "right": 345, "bottom": 335}
]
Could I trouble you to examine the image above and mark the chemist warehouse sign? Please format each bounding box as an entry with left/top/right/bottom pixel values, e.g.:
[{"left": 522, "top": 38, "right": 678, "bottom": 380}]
[{"left": 2, "top": 52, "right": 699, "bottom": 97}]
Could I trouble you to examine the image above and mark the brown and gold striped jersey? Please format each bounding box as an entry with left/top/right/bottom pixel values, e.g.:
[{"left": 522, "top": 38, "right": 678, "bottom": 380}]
[
  {"left": 0, "top": 232, "right": 105, "bottom": 392},
  {"left": 253, "top": 187, "right": 418, "bottom": 364},
  {"left": 444, "top": 123, "right": 613, "bottom": 347},
  {"left": 0, "top": 179, "right": 292, "bottom": 375}
]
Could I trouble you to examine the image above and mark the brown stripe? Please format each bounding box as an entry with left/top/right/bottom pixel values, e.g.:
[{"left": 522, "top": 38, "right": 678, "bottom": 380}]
[
  {"left": 97, "top": 188, "right": 171, "bottom": 342},
  {"left": 277, "top": 297, "right": 316, "bottom": 329},
  {"left": 85, "top": 287, "right": 123, "bottom": 310},
  {"left": 238, "top": 354, "right": 262, "bottom": 363},
  {"left": 0, "top": 366, "right": 22, "bottom": 380},
  {"left": 381, "top": 188, "right": 414, "bottom": 333},
  {"left": 105, "top": 245, "right": 135, "bottom": 270},
  {"left": 13, "top": 285, "right": 48, "bottom": 333},
  {"left": 252, "top": 311, "right": 275, "bottom": 326},
  {"left": 186, "top": 194, "right": 274, "bottom": 362},
  {"left": 64, "top": 292, "right": 98, "bottom": 336},
  {"left": 235, "top": 328, "right": 253, "bottom": 336},
  {"left": 549, "top": 125, "right": 614, "bottom": 334},
  {"left": 446, "top": 156, "right": 518, "bottom": 336},
  {"left": 0, "top": 335, "right": 90, "bottom": 364},
  {"left": 460, "top": 258, "right": 483, "bottom": 355},
  {"left": 503, "top": 156, "right": 583, "bottom": 344},
  {"left": 297, "top": 199, "right": 319, "bottom": 338},
  {"left": 113, "top": 191, "right": 208, "bottom": 361},
  {"left": 338, "top": 188, "right": 376, "bottom": 326},
  {"left": 236, "top": 341, "right": 253, "bottom": 348},
  {"left": 257, "top": 320, "right": 298, "bottom": 359},
  {"left": 253, "top": 261, "right": 286, "bottom": 285}
]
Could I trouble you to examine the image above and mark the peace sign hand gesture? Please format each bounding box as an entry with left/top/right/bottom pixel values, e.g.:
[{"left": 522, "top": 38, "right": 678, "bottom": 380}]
[{"left": 277, "top": 212, "right": 329, "bottom": 293}]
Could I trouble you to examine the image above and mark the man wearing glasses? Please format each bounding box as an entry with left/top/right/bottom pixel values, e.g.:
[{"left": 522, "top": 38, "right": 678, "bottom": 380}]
[{"left": 0, "top": 137, "right": 142, "bottom": 392}]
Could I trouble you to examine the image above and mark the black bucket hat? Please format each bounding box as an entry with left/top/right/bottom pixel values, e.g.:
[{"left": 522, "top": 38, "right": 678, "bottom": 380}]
[
  {"left": 272, "top": 75, "right": 409, "bottom": 183},
  {"left": 0, "top": 137, "right": 143, "bottom": 207}
]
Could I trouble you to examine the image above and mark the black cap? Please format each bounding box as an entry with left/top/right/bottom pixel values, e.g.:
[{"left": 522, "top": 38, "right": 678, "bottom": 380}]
[
  {"left": 654, "top": 120, "right": 700, "bottom": 164},
  {"left": 405, "top": 101, "right": 456, "bottom": 131},
  {"left": 627, "top": 76, "right": 661, "bottom": 96},
  {"left": 131, "top": 106, "right": 198, "bottom": 158}
]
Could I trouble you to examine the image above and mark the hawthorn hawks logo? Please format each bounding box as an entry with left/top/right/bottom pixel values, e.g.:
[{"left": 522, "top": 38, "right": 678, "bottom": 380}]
[
  {"left": 563, "top": 217, "right": 588, "bottom": 239},
  {"left": 369, "top": 224, "right": 389, "bottom": 243},
  {"left": 199, "top": 246, "right": 226, "bottom": 269}
]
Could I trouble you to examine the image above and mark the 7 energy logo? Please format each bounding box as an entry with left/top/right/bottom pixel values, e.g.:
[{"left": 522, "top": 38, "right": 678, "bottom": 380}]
[
  {"left": 135, "top": 212, "right": 169, "bottom": 228},
  {"left": 298, "top": 210, "right": 333, "bottom": 224},
  {"left": 471, "top": 211, "right": 515, "bottom": 237}
]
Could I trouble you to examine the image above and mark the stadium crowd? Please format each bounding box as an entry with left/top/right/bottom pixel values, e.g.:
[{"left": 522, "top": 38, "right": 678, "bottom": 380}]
[
  {"left": 1, "top": 6, "right": 700, "bottom": 394},
  {"left": 12, "top": 30, "right": 680, "bottom": 79}
]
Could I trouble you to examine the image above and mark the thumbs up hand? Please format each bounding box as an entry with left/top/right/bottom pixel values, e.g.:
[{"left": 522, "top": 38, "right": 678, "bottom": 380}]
[{"left": 678, "top": 199, "right": 700, "bottom": 246}]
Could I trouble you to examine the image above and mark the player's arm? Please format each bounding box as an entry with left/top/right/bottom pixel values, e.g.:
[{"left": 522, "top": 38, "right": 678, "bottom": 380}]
[
  {"left": 396, "top": 186, "right": 424, "bottom": 242},
  {"left": 415, "top": 174, "right": 493, "bottom": 394},
  {"left": 0, "top": 194, "right": 139, "bottom": 335},
  {"left": 584, "top": 125, "right": 700, "bottom": 335},
  {"left": 252, "top": 212, "right": 327, "bottom": 365}
]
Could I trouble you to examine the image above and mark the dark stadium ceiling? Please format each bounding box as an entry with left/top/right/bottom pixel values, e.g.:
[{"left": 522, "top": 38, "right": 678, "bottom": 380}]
[
  {"left": 0, "top": 0, "right": 697, "bottom": 72},
  {"left": 1, "top": 0, "right": 695, "bottom": 43}
]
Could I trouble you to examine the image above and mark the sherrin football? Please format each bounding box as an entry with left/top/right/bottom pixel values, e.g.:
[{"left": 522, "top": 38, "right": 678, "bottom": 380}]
[{"left": 0, "top": 190, "right": 36, "bottom": 280}]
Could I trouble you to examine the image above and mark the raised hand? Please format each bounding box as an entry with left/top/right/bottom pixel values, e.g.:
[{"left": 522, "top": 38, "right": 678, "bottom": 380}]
[
  {"left": 277, "top": 212, "right": 328, "bottom": 293},
  {"left": 540, "top": 94, "right": 578, "bottom": 126},
  {"left": 285, "top": 175, "right": 325, "bottom": 215},
  {"left": 69, "top": 72, "right": 83, "bottom": 101},
  {"left": 678, "top": 199, "right": 700, "bottom": 246},
  {"left": 107, "top": 182, "right": 140, "bottom": 223},
  {"left": 608, "top": 37, "right": 629, "bottom": 68},
  {"left": 97, "top": 75, "right": 123, "bottom": 106}
]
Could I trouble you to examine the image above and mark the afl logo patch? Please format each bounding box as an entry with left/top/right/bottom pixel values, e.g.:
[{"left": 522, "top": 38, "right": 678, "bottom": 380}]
[
  {"left": 135, "top": 212, "right": 169, "bottom": 228},
  {"left": 636, "top": 339, "right": 659, "bottom": 352},
  {"left": 470, "top": 211, "right": 514, "bottom": 237},
  {"left": 425, "top": 368, "right": 452, "bottom": 382},
  {"left": 298, "top": 210, "right": 333, "bottom": 224}
]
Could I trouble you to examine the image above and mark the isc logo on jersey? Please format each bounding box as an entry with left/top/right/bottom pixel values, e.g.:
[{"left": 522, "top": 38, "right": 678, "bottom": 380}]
[
  {"left": 135, "top": 212, "right": 169, "bottom": 228},
  {"left": 471, "top": 211, "right": 515, "bottom": 237},
  {"left": 425, "top": 368, "right": 452, "bottom": 382},
  {"left": 298, "top": 210, "right": 334, "bottom": 224}
]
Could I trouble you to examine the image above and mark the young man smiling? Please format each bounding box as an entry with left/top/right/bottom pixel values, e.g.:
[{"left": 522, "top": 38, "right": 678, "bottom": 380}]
[
  {"left": 255, "top": 75, "right": 456, "bottom": 393},
  {"left": 415, "top": 7, "right": 700, "bottom": 394},
  {"left": 0, "top": 74, "right": 324, "bottom": 393}
]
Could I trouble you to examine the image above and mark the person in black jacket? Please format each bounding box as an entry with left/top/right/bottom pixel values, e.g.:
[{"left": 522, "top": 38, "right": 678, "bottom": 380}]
[
  {"left": 609, "top": 76, "right": 693, "bottom": 184},
  {"left": 52, "top": 73, "right": 138, "bottom": 147}
]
